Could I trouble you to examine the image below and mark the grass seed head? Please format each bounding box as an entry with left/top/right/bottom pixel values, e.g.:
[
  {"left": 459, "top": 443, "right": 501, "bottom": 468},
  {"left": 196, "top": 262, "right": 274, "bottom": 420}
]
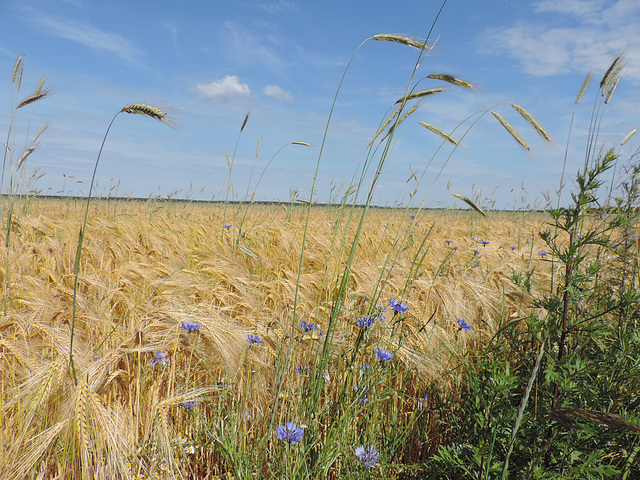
[
  {"left": 419, "top": 122, "right": 459, "bottom": 146},
  {"left": 12, "top": 54, "right": 23, "bottom": 83},
  {"left": 511, "top": 104, "right": 552, "bottom": 142},
  {"left": 492, "top": 111, "right": 530, "bottom": 151},
  {"left": 600, "top": 55, "right": 622, "bottom": 88},
  {"left": 575, "top": 72, "right": 592, "bottom": 104},
  {"left": 120, "top": 103, "right": 176, "bottom": 127},
  {"left": 621, "top": 128, "right": 637, "bottom": 146},
  {"left": 372, "top": 33, "right": 432, "bottom": 51},
  {"left": 395, "top": 87, "right": 445, "bottom": 104},
  {"left": 17, "top": 90, "right": 50, "bottom": 109},
  {"left": 426, "top": 73, "right": 473, "bottom": 90}
]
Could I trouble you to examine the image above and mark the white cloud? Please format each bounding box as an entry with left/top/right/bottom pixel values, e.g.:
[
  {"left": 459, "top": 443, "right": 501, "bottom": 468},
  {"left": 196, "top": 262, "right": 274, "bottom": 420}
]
[
  {"left": 263, "top": 84, "right": 293, "bottom": 102},
  {"left": 194, "top": 75, "right": 251, "bottom": 101},
  {"left": 28, "top": 12, "right": 143, "bottom": 62},
  {"left": 479, "top": 1, "right": 640, "bottom": 82}
]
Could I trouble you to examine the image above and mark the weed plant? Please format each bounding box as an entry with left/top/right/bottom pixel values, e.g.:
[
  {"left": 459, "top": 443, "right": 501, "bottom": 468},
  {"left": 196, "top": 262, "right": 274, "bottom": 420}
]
[{"left": 430, "top": 58, "right": 640, "bottom": 480}]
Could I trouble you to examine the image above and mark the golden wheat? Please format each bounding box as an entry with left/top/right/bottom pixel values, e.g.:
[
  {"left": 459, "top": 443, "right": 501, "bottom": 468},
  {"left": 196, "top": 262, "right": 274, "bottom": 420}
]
[
  {"left": 1, "top": 199, "right": 555, "bottom": 477},
  {"left": 511, "top": 104, "right": 552, "bottom": 142},
  {"left": 426, "top": 73, "right": 473, "bottom": 90},
  {"left": 372, "top": 34, "right": 432, "bottom": 51}
]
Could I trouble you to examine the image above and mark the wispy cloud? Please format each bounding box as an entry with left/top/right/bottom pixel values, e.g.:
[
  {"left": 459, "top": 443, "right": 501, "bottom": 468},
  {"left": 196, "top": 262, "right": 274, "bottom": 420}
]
[
  {"left": 221, "top": 21, "right": 289, "bottom": 70},
  {"left": 255, "top": 0, "right": 295, "bottom": 14},
  {"left": 263, "top": 84, "right": 293, "bottom": 102},
  {"left": 27, "top": 12, "right": 143, "bottom": 62},
  {"left": 193, "top": 75, "right": 251, "bottom": 101},
  {"left": 480, "top": 0, "right": 640, "bottom": 82}
]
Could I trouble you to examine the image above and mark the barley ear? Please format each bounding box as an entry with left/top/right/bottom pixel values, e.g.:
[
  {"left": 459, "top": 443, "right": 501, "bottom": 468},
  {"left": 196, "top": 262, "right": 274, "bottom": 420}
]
[
  {"left": 426, "top": 73, "right": 473, "bottom": 90},
  {"left": 621, "top": 129, "right": 637, "bottom": 146},
  {"left": 453, "top": 193, "right": 486, "bottom": 217},
  {"left": 492, "top": 112, "right": 530, "bottom": 151},
  {"left": 511, "top": 104, "right": 552, "bottom": 142},
  {"left": 395, "top": 87, "right": 445, "bottom": 104},
  {"left": 575, "top": 73, "right": 592, "bottom": 104},
  {"left": 372, "top": 34, "right": 432, "bottom": 51},
  {"left": 419, "top": 122, "right": 458, "bottom": 146}
]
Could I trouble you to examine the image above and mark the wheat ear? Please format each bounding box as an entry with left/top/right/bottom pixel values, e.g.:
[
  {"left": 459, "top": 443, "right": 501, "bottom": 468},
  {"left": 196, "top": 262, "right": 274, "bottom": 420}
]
[
  {"left": 511, "top": 104, "right": 552, "bottom": 142},
  {"left": 492, "top": 112, "right": 530, "bottom": 151}
]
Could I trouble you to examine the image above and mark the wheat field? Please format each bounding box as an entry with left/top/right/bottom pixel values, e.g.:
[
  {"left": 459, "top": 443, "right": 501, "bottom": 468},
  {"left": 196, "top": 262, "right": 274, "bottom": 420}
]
[{"left": 0, "top": 198, "right": 556, "bottom": 479}]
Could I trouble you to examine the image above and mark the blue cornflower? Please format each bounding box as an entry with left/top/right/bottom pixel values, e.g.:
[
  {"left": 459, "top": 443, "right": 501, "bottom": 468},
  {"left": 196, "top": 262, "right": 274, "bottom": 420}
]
[
  {"left": 151, "top": 351, "right": 169, "bottom": 367},
  {"left": 300, "top": 321, "right": 319, "bottom": 332},
  {"left": 223, "top": 224, "right": 232, "bottom": 229},
  {"left": 374, "top": 348, "right": 394, "bottom": 362},
  {"left": 473, "top": 249, "right": 480, "bottom": 255},
  {"left": 410, "top": 215, "right": 415, "bottom": 219},
  {"left": 453, "top": 246, "right": 459, "bottom": 251},
  {"left": 473, "top": 263, "right": 480, "bottom": 268},
  {"left": 355, "top": 445, "right": 380, "bottom": 468},
  {"left": 357, "top": 315, "right": 376, "bottom": 328},
  {"left": 359, "top": 364, "right": 370, "bottom": 374},
  {"left": 457, "top": 318, "right": 472, "bottom": 331},
  {"left": 181, "top": 321, "right": 200, "bottom": 332},
  {"left": 277, "top": 422, "right": 304, "bottom": 444},
  {"left": 295, "top": 366, "right": 311, "bottom": 374},
  {"left": 538, "top": 251, "right": 548, "bottom": 257},
  {"left": 247, "top": 334, "right": 263, "bottom": 345},
  {"left": 510, "top": 246, "right": 516, "bottom": 250},
  {"left": 471, "top": 237, "right": 476, "bottom": 241},
  {"left": 182, "top": 401, "right": 198, "bottom": 409},
  {"left": 479, "top": 240, "right": 490, "bottom": 245},
  {"left": 445, "top": 239, "right": 453, "bottom": 245},
  {"left": 389, "top": 299, "right": 409, "bottom": 314}
]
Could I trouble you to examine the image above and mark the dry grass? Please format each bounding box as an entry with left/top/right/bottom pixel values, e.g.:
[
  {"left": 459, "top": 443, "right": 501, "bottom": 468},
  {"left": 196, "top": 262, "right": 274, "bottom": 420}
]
[{"left": 0, "top": 198, "right": 553, "bottom": 478}]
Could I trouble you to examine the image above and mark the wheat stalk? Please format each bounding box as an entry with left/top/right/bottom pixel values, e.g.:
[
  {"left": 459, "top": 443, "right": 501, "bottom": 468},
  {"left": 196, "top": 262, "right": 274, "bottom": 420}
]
[
  {"left": 492, "top": 111, "right": 530, "bottom": 151},
  {"left": 379, "top": 103, "right": 422, "bottom": 143},
  {"left": 511, "top": 104, "right": 552, "bottom": 142},
  {"left": 426, "top": 73, "right": 473, "bottom": 90},
  {"left": 372, "top": 34, "right": 432, "bottom": 51},
  {"left": 369, "top": 104, "right": 402, "bottom": 147},
  {"left": 395, "top": 87, "right": 445, "bottom": 104},
  {"left": 418, "top": 122, "right": 459, "bottom": 146}
]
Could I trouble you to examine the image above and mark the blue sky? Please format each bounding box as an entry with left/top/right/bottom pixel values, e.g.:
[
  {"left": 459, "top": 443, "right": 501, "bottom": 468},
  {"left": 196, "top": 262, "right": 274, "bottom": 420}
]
[{"left": 1, "top": 0, "right": 639, "bottom": 209}]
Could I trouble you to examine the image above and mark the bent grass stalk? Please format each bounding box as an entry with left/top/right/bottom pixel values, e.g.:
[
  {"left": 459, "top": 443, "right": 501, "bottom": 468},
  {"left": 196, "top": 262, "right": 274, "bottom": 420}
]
[{"left": 69, "top": 104, "right": 174, "bottom": 384}]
